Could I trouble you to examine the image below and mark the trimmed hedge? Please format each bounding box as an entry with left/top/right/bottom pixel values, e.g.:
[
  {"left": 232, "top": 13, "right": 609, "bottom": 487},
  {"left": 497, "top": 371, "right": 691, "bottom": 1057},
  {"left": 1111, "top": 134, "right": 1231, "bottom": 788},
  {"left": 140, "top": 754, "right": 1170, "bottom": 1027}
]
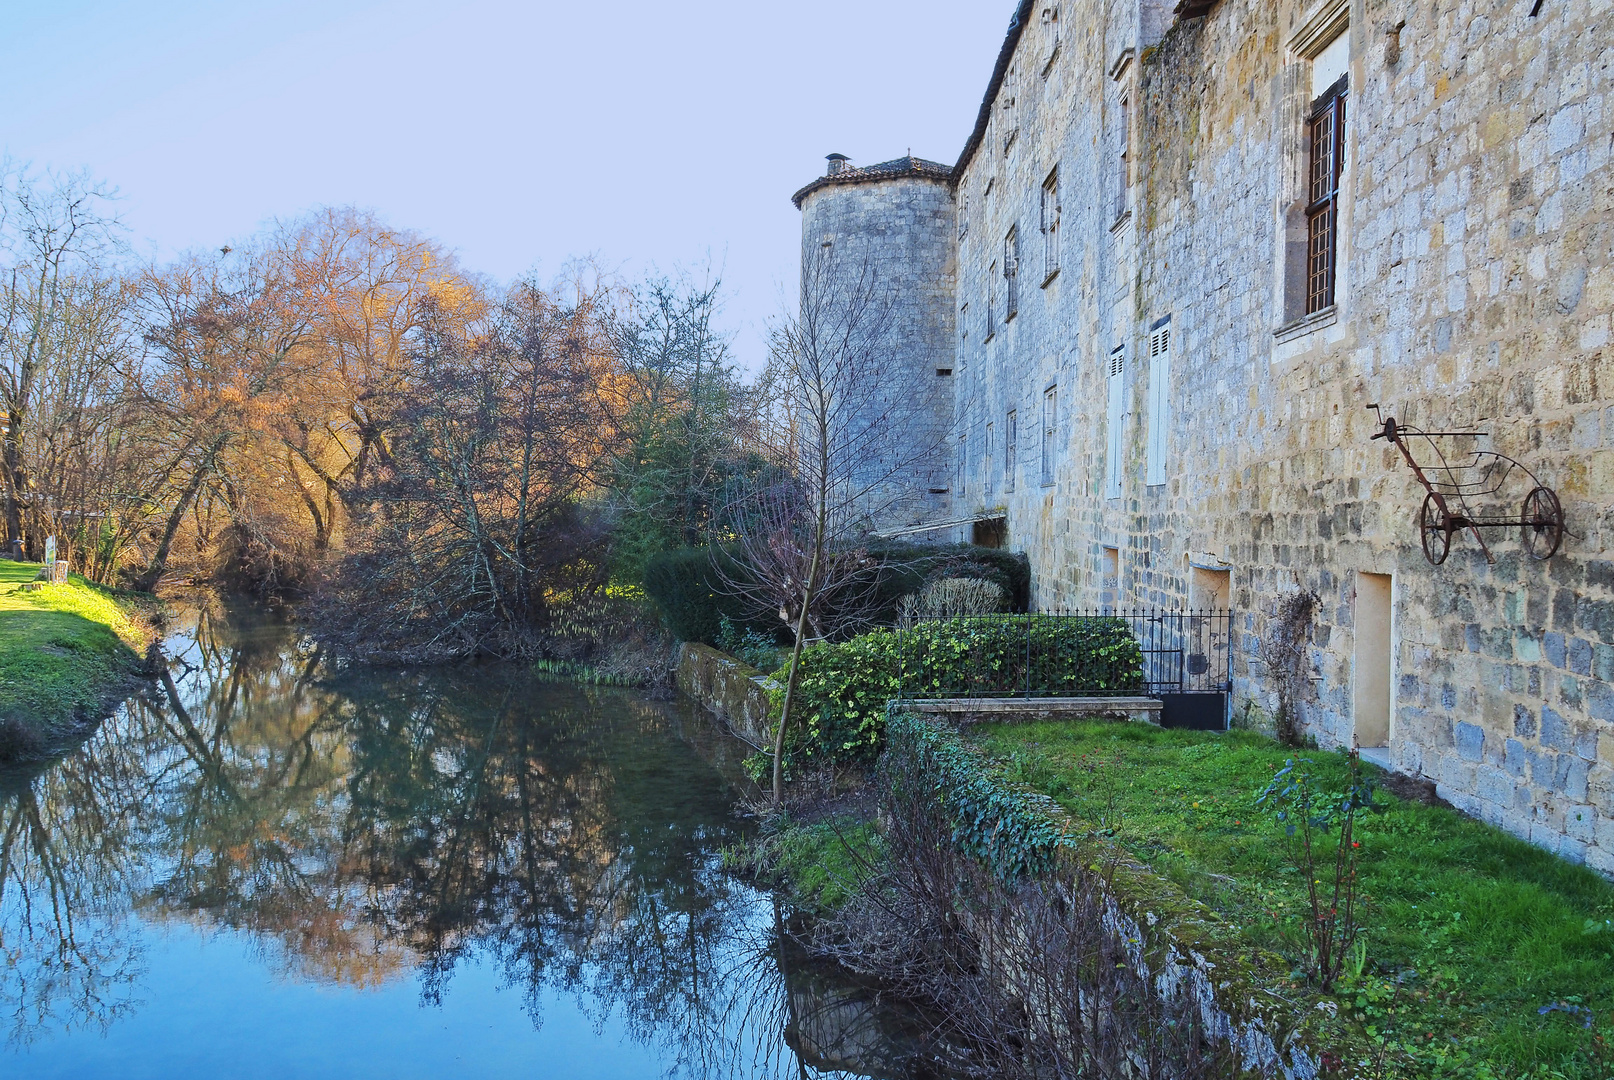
[
  {"left": 776, "top": 616, "right": 1144, "bottom": 766},
  {"left": 640, "top": 546, "right": 777, "bottom": 645},
  {"left": 644, "top": 541, "right": 1032, "bottom": 645}
]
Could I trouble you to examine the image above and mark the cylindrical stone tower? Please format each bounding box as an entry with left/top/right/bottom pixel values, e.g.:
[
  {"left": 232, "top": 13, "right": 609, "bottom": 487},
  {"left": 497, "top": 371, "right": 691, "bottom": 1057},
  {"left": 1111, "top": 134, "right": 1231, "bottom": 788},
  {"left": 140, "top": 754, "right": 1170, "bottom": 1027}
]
[{"left": 791, "top": 153, "right": 957, "bottom": 534}]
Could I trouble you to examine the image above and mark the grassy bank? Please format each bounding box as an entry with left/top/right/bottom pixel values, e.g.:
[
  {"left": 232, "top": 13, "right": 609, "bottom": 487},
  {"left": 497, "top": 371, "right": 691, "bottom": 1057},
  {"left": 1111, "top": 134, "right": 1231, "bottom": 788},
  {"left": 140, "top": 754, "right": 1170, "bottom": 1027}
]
[
  {"left": 979, "top": 720, "right": 1614, "bottom": 1077},
  {"left": 0, "top": 561, "right": 151, "bottom": 757},
  {"left": 725, "top": 815, "right": 883, "bottom": 914}
]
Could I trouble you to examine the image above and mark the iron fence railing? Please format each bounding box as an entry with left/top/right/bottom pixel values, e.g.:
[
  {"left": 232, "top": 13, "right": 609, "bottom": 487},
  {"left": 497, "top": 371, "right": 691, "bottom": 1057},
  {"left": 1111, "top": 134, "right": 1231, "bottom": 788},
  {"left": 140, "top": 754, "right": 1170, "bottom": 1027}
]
[{"left": 894, "top": 610, "right": 1233, "bottom": 700}]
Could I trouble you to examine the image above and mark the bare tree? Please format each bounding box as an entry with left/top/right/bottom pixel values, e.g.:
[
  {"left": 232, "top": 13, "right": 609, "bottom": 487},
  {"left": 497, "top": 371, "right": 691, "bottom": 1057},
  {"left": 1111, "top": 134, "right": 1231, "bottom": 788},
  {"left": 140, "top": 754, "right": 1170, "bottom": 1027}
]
[
  {"left": 732, "top": 247, "right": 948, "bottom": 805},
  {"left": 0, "top": 163, "right": 125, "bottom": 558},
  {"left": 314, "top": 273, "right": 623, "bottom": 659},
  {"left": 129, "top": 248, "right": 315, "bottom": 592}
]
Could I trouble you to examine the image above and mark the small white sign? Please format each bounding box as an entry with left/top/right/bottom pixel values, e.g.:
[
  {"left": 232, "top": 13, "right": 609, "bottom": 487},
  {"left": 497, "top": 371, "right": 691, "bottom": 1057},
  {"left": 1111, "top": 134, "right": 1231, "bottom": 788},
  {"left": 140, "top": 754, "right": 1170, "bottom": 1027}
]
[{"left": 43, "top": 536, "right": 55, "bottom": 569}]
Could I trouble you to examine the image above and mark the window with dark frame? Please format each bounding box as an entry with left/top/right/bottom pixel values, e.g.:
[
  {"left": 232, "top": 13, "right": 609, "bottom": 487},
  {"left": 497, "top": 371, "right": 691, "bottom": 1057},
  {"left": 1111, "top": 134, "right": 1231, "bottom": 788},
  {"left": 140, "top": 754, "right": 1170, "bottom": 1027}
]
[
  {"left": 1041, "top": 385, "right": 1057, "bottom": 485},
  {"left": 1306, "top": 75, "right": 1347, "bottom": 314},
  {"left": 1005, "top": 228, "right": 1020, "bottom": 319},
  {"left": 985, "top": 422, "right": 995, "bottom": 494},
  {"left": 957, "top": 434, "right": 967, "bottom": 499},
  {"left": 1041, "top": 169, "right": 1060, "bottom": 279}
]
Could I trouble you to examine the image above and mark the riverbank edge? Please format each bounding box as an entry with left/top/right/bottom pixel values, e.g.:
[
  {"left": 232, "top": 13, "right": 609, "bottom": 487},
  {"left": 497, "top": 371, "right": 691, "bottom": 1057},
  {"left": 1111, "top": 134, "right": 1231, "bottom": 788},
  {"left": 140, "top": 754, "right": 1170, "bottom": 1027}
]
[
  {"left": 0, "top": 563, "right": 159, "bottom": 762},
  {"left": 678, "top": 643, "right": 1363, "bottom": 1078}
]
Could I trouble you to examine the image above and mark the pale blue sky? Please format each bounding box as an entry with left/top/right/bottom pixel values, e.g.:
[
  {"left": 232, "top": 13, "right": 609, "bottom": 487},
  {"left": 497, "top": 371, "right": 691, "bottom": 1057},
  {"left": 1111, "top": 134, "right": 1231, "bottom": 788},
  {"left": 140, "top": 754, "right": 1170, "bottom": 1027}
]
[{"left": 2, "top": 0, "right": 1011, "bottom": 366}]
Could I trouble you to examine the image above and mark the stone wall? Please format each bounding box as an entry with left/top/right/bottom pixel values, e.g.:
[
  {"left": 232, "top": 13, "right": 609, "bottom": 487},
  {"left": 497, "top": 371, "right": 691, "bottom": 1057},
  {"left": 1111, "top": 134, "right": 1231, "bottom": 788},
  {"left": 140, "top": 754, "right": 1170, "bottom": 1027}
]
[
  {"left": 833, "top": 0, "right": 1613, "bottom": 870},
  {"left": 797, "top": 166, "right": 957, "bottom": 533},
  {"left": 675, "top": 642, "right": 777, "bottom": 747}
]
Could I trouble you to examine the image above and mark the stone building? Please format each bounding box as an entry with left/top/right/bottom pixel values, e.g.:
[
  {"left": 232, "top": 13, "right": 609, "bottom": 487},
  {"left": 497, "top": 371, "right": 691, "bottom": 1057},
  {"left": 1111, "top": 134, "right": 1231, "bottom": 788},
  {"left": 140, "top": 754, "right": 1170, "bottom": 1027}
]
[
  {"left": 795, "top": 0, "right": 1614, "bottom": 871},
  {"left": 791, "top": 156, "right": 957, "bottom": 531}
]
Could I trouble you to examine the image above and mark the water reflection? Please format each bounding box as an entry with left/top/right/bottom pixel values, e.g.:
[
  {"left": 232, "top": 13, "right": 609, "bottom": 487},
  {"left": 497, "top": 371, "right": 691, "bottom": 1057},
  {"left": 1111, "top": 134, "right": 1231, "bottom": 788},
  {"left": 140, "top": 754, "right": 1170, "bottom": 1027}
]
[{"left": 0, "top": 600, "right": 924, "bottom": 1078}]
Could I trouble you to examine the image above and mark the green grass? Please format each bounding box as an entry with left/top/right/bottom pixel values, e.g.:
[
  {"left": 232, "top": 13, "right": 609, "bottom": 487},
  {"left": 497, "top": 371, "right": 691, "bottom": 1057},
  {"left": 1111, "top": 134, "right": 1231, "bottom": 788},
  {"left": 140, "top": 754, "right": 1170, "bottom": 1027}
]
[
  {"left": 979, "top": 721, "right": 1614, "bottom": 1078},
  {"left": 726, "top": 815, "right": 884, "bottom": 914},
  {"left": 0, "top": 561, "right": 148, "bottom": 750}
]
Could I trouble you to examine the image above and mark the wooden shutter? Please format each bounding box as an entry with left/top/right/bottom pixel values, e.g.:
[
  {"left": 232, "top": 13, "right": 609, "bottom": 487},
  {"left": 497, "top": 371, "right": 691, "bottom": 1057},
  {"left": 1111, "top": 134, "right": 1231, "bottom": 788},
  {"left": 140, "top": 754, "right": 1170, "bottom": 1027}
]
[
  {"left": 1105, "top": 345, "right": 1125, "bottom": 499},
  {"left": 1146, "top": 325, "right": 1171, "bottom": 486}
]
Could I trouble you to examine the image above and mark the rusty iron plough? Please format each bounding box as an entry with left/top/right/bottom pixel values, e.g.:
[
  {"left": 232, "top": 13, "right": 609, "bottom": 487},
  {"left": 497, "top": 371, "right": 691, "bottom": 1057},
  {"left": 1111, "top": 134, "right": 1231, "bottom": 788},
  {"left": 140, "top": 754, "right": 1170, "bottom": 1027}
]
[{"left": 1367, "top": 403, "right": 1565, "bottom": 566}]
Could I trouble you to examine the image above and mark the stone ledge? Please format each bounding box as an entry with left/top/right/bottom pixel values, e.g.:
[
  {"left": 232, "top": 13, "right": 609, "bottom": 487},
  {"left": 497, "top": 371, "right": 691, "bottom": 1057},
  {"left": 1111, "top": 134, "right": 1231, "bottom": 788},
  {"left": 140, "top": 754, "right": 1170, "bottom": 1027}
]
[
  {"left": 906, "top": 696, "right": 1163, "bottom": 728},
  {"left": 1273, "top": 304, "right": 1337, "bottom": 344}
]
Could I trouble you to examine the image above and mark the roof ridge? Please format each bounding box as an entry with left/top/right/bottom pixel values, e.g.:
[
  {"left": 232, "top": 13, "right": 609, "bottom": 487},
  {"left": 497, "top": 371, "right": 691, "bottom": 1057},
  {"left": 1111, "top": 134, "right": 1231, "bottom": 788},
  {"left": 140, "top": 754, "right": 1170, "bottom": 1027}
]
[{"left": 791, "top": 154, "right": 955, "bottom": 208}]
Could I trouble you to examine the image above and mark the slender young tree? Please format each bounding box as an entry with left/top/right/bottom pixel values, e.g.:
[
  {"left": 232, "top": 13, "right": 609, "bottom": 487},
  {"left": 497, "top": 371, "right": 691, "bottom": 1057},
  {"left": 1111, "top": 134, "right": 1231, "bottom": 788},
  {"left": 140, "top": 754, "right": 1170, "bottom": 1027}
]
[{"left": 733, "top": 247, "right": 948, "bottom": 806}]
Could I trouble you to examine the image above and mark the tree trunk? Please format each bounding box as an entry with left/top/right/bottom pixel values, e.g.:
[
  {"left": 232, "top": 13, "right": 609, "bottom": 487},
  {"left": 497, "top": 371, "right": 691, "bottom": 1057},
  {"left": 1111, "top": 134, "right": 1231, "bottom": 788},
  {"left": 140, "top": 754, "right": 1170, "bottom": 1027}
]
[
  {"left": 2, "top": 421, "right": 25, "bottom": 553},
  {"left": 132, "top": 451, "right": 216, "bottom": 592},
  {"left": 771, "top": 528, "right": 823, "bottom": 808}
]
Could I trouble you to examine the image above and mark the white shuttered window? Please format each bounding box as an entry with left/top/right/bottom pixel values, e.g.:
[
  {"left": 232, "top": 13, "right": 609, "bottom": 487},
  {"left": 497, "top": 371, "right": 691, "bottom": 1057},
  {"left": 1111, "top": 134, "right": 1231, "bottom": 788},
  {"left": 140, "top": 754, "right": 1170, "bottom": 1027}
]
[
  {"left": 1105, "top": 345, "right": 1125, "bottom": 499},
  {"left": 1146, "top": 323, "right": 1171, "bottom": 486}
]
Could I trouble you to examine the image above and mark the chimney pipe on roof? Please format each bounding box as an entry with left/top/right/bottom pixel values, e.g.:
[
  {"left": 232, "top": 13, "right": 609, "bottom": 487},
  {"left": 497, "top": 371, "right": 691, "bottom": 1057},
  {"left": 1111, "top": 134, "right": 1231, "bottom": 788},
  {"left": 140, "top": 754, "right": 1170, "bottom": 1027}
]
[{"left": 825, "top": 153, "right": 849, "bottom": 176}]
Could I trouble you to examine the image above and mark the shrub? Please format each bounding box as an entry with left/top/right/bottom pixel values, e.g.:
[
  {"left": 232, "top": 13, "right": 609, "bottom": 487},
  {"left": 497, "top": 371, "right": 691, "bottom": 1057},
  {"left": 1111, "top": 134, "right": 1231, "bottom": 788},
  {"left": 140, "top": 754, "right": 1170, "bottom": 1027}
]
[
  {"left": 898, "top": 576, "right": 1008, "bottom": 624},
  {"left": 645, "top": 541, "right": 1030, "bottom": 644},
  {"left": 774, "top": 616, "right": 1144, "bottom": 766},
  {"left": 863, "top": 541, "right": 1031, "bottom": 615},
  {"left": 715, "top": 615, "right": 785, "bottom": 672},
  {"left": 641, "top": 546, "right": 763, "bottom": 644}
]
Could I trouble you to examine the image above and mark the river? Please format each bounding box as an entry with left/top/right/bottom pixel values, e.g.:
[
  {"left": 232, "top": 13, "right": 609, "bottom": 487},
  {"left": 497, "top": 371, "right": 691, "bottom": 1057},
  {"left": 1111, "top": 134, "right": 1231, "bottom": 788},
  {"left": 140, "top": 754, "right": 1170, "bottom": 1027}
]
[{"left": 0, "top": 599, "right": 932, "bottom": 1079}]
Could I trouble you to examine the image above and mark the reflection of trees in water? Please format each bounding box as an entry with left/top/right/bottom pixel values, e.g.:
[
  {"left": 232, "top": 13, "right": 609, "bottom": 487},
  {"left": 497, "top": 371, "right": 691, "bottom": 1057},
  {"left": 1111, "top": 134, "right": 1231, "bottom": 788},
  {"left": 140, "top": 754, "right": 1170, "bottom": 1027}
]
[
  {"left": 0, "top": 742, "right": 147, "bottom": 1047},
  {"left": 0, "top": 601, "right": 881, "bottom": 1077}
]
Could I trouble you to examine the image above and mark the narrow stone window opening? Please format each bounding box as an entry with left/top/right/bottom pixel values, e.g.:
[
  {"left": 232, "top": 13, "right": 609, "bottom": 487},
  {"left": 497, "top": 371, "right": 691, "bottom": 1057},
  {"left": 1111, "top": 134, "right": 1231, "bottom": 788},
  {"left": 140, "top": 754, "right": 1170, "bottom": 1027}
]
[
  {"left": 936, "top": 368, "right": 953, "bottom": 377},
  {"left": 1113, "top": 93, "right": 1132, "bottom": 223},
  {"left": 985, "top": 422, "right": 995, "bottom": 494},
  {"left": 1041, "top": 384, "right": 1058, "bottom": 485},
  {"left": 1101, "top": 546, "right": 1120, "bottom": 609},
  {"left": 956, "top": 433, "right": 967, "bottom": 499},
  {"left": 1041, "top": 168, "right": 1061, "bottom": 282},
  {"left": 1005, "top": 409, "right": 1018, "bottom": 492},
  {"left": 1004, "top": 228, "right": 1020, "bottom": 320},
  {"left": 1306, "top": 77, "right": 1347, "bottom": 313},
  {"left": 986, "top": 264, "right": 997, "bottom": 340}
]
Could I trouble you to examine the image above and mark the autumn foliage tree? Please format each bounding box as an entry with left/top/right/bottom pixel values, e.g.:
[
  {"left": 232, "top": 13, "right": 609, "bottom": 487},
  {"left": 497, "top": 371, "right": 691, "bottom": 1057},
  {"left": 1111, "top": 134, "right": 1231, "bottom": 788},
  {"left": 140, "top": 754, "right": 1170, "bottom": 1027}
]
[{"left": 313, "top": 275, "right": 625, "bottom": 659}]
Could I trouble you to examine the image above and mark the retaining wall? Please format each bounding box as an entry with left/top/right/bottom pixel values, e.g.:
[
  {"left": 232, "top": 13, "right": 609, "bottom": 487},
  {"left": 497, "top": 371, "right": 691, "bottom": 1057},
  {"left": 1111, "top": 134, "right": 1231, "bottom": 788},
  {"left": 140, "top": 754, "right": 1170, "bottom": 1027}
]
[{"left": 675, "top": 643, "right": 778, "bottom": 747}]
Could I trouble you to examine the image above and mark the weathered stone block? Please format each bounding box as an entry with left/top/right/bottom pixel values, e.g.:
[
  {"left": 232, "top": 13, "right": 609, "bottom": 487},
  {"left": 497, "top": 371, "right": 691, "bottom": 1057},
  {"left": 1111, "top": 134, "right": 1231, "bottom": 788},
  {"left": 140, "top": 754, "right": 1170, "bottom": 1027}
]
[
  {"left": 1565, "top": 805, "right": 1598, "bottom": 843},
  {"left": 1504, "top": 737, "right": 1530, "bottom": 778},
  {"left": 1564, "top": 757, "right": 1592, "bottom": 801},
  {"left": 1455, "top": 721, "right": 1486, "bottom": 762},
  {"left": 1476, "top": 765, "right": 1515, "bottom": 808},
  {"left": 1542, "top": 706, "right": 1574, "bottom": 751}
]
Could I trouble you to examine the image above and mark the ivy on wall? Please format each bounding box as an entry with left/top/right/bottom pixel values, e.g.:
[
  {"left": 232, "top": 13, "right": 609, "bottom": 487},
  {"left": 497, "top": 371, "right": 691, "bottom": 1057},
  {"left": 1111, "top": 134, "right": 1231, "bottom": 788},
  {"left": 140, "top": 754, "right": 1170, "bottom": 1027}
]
[{"left": 884, "top": 711, "right": 1070, "bottom": 883}]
